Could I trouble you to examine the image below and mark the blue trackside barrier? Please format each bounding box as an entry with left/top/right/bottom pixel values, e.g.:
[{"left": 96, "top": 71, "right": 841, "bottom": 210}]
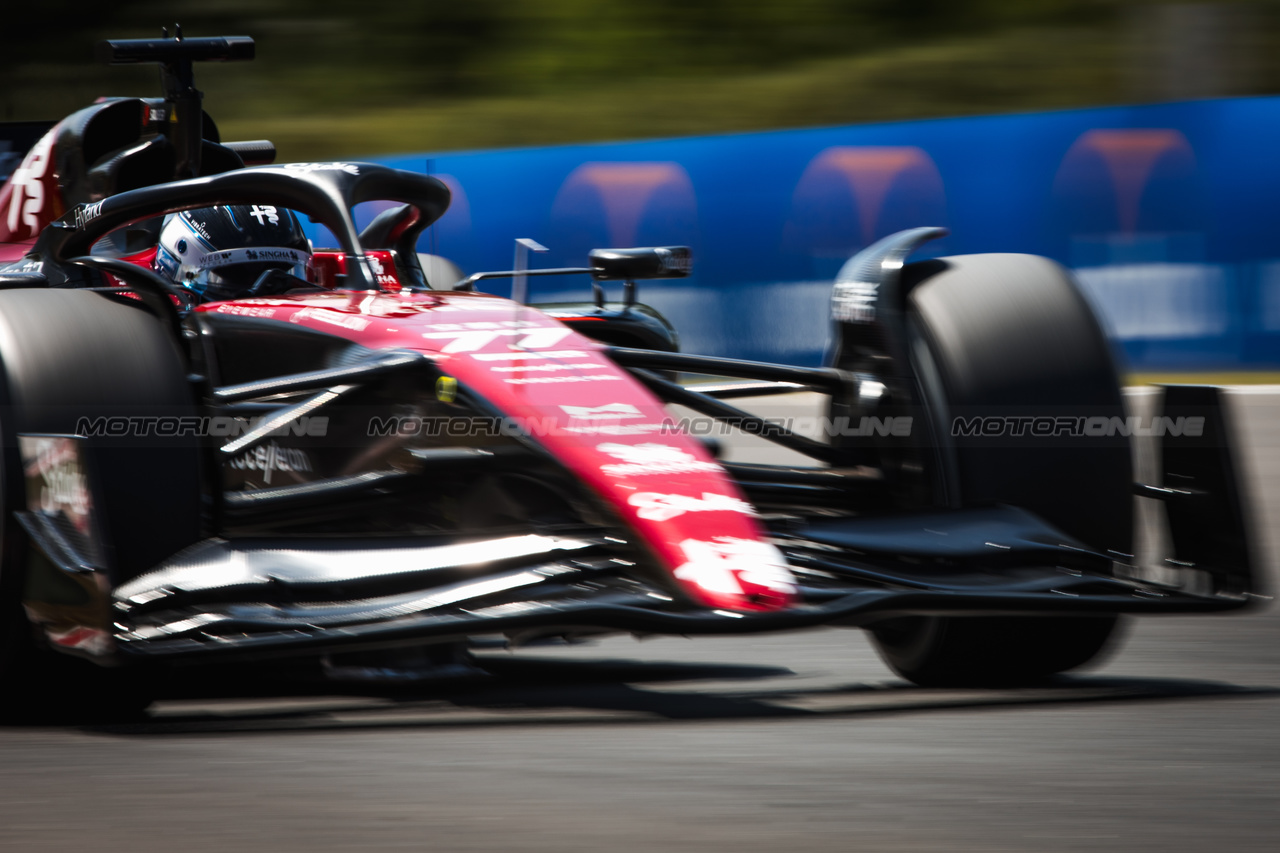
[{"left": 325, "top": 97, "right": 1280, "bottom": 371}]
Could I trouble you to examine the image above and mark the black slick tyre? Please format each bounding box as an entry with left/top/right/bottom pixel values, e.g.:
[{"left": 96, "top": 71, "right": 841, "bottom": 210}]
[
  {"left": 0, "top": 289, "right": 201, "bottom": 721},
  {"left": 870, "top": 254, "right": 1129, "bottom": 687}
]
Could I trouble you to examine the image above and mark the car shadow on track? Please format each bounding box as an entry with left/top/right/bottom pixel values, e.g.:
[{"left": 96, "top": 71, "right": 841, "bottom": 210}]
[{"left": 74, "top": 653, "right": 1280, "bottom": 737}]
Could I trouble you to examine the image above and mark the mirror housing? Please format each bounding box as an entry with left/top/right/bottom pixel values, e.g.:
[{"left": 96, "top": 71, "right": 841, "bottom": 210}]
[{"left": 589, "top": 246, "right": 692, "bottom": 281}]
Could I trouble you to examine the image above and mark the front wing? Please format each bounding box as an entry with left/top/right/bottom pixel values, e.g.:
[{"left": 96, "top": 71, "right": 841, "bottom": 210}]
[
  {"left": 21, "top": 501, "right": 1252, "bottom": 664},
  {"left": 15, "top": 362, "right": 1259, "bottom": 664}
]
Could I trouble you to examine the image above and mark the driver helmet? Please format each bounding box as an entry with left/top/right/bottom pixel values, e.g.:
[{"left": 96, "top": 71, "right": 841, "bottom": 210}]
[{"left": 153, "top": 204, "right": 313, "bottom": 302}]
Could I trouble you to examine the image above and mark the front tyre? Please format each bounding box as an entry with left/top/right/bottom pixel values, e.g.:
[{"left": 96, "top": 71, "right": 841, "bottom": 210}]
[
  {"left": 0, "top": 289, "right": 201, "bottom": 721},
  {"left": 871, "top": 616, "right": 1121, "bottom": 687},
  {"left": 870, "top": 254, "right": 1129, "bottom": 686}
]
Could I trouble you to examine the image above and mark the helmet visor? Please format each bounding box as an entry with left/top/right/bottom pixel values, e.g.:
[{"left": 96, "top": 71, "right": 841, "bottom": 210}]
[{"left": 177, "top": 246, "right": 313, "bottom": 301}]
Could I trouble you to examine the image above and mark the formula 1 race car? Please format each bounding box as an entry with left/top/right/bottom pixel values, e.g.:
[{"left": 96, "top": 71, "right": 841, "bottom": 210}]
[{"left": 0, "top": 34, "right": 1260, "bottom": 719}]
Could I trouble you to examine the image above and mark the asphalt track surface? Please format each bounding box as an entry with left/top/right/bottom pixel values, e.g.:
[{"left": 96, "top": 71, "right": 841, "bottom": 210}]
[{"left": 1, "top": 391, "right": 1278, "bottom": 852}]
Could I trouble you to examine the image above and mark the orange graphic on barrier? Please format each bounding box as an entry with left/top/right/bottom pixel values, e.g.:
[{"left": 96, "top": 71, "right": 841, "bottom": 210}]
[
  {"left": 1058, "top": 129, "right": 1195, "bottom": 235},
  {"left": 554, "top": 162, "right": 694, "bottom": 247},
  {"left": 786, "top": 146, "right": 945, "bottom": 252},
  {"left": 433, "top": 174, "right": 471, "bottom": 234}
]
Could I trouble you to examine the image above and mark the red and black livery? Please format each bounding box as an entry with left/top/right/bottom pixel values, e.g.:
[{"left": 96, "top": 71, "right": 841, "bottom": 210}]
[{"left": 0, "top": 34, "right": 1259, "bottom": 717}]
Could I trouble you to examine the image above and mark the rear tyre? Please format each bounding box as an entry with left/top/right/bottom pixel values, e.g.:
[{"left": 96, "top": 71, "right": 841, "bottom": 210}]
[
  {"left": 0, "top": 290, "right": 201, "bottom": 721},
  {"left": 869, "top": 254, "right": 1130, "bottom": 686}
]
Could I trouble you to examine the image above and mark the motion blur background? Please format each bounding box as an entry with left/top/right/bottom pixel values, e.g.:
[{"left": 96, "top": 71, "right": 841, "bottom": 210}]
[
  {"left": 2, "top": 11, "right": 1280, "bottom": 851},
  {"left": 6, "top": 1, "right": 1280, "bottom": 373},
  {"left": 3, "top": 1, "right": 1275, "bottom": 158}
]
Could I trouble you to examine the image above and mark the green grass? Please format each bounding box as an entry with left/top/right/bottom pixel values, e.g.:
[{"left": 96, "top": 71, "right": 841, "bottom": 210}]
[
  {"left": 1125, "top": 372, "right": 1280, "bottom": 387},
  {"left": 213, "top": 25, "right": 1125, "bottom": 160}
]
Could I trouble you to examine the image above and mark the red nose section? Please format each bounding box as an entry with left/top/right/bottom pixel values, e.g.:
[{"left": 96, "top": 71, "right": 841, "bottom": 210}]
[{"left": 200, "top": 288, "right": 799, "bottom": 612}]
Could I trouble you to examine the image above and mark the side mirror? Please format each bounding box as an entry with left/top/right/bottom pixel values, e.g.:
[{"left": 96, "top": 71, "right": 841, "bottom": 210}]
[{"left": 589, "top": 246, "right": 692, "bottom": 281}]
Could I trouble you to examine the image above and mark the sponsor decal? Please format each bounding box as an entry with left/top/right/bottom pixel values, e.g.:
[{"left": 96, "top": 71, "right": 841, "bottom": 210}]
[
  {"left": 355, "top": 255, "right": 399, "bottom": 288},
  {"left": 655, "top": 246, "right": 692, "bottom": 276},
  {"left": 596, "top": 442, "right": 720, "bottom": 477},
  {"left": 831, "top": 279, "right": 878, "bottom": 323},
  {"left": 426, "top": 320, "right": 545, "bottom": 331},
  {"left": 6, "top": 129, "right": 55, "bottom": 236},
  {"left": 72, "top": 200, "right": 104, "bottom": 229},
  {"left": 202, "top": 246, "right": 305, "bottom": 268},
  {"left": 248, "top": 205, "right": 280, "bottom": 225},
  {"left": 245, "top": 248, "right": 300, "bottom": 263},
  {"left": 628, "top": 491, "right": 756, "bottom": 522},
  {"left": 18, "top": 435, "right": 104, "bottom": 565},
  {"left": 228, "top": 441, "right": 313, "bottom": 485},
  {"left": 214, "top": 304, "right": 277, "bottom": 319},
  {"left": 422, "top": 327, "right": 573, "bottom": 353},
  {"left": 504, "top": 374, "right": 622, "bottom": 385},
  {"left": 562, "top": 422, "right": 674, "bottom": 436},
  {"left": 154, "top": 247, "right": 180, "bottom": 278},
  {"left": 598, "top": 442, "right": 696, "bottom": 464},
  {"left": 274, "top": 162, "right": 361, "bottom": 176},
  {"left": 22, "top": 438, "right": 91, "bottom": 520},
  {"left": 561, "top": 403, "right": 644, "bottom": 420},
  {"left": 428, "top": 300, "right": 527, "bottom": 312},
  {"left": 672, "top": 537, "right": 796, "bottom": 597},
  {"left": 289, "top": 307, "right": 372, "bottom": 331},
  {"left": 472, "top": 350, "right": 589, "bottom": 362},
  {"left": 182, "top": 211, "right": 213, "bottom": 241},
  {"left": 489, "top": 362, "right": 599, "bottom": 373}
]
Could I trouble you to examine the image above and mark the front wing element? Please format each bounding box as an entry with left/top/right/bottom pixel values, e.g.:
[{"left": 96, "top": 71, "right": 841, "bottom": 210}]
[{"left": 101, "top": 509, "right": 1251, "bottom": 662}]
